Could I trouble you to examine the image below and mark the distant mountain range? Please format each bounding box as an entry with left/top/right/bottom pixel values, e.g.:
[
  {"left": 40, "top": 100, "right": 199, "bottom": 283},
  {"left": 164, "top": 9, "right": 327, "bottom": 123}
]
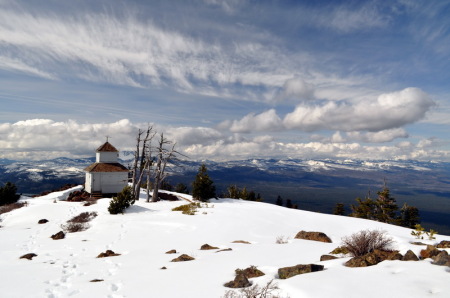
[{"left": 1, "top": 155, "right": 449, "bottom": 233}]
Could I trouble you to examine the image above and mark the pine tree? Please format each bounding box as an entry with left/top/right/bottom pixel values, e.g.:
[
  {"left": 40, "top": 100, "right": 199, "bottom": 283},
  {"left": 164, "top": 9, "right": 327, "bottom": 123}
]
[
  {"left": 350, "top": 197, "right": 378, "bottom": 220},
  {"left": 375, "top": 186, "right": 399, "bottom": 224},
  {"left": 174, "top": 183, "right": 189, "bottom": 194},
  {"left": 192, "top": 164, "right": 216, "bottom": 202},
  {"left": 333, "top": 203, "right": 345, "bottom": 215},
  {"left": 400, "top": 203, "right": 420, "bottom": 228},
  {"left": 0, "top": 182, "right": 21, "bottom": 206},
  {"left": 108, "top": 186, "right": 135, "bottom": 214},
  {"left": 275, "top": 195, "right": 283, "bottom": 206},
  {"left": 286, "top": 199, "right": 293, "bottom": 209},
  {"left": 227, "top": 185, "right": 240, "bottom": 199}
]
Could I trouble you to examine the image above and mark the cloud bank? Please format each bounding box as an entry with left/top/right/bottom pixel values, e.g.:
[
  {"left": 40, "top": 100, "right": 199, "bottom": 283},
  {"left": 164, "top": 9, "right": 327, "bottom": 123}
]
[
  {"left": 0, "top": 118, "right": 448, "bottom": 162},
  {"left": 221, "top": 88, "right": 435, "bottom": 134}
]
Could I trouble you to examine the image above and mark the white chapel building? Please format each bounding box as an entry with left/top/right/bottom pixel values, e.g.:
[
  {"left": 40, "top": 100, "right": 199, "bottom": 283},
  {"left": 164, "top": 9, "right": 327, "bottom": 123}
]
[{"left": 84, "top": 141, "right": 128, "bottom": 196}]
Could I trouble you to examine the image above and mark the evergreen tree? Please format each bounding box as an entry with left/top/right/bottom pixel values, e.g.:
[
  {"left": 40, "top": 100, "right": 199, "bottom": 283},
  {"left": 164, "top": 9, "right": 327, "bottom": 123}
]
[
  {"left": 256, "top": 193, "right": 262, "bottom": 202},
  {"left": 286, "top": 199, "right": 293, "bottom": 209},
  {"left": 240, "top": 187, "right": 249, "bottom": 200},
  {"left": 0, "top": 182, "right": 21, "bottom": 206},
  {"left": 108, "top": 186, "right": 135, "bottom": 214},
  {"left": 192, "top": 164, "right": 216, "bottom": 202},
  {"left": 375, "top": 187, "right": 399, "bottom": 224},
  {"left": 275, "top": 195, "right": 283, "bottom": 206},
  {"left": 350, "top": 197, "right": 378, "bottom": 220},
  {"left": 400, "top": 203, "right": 420, "bottom": 228},
  {"left": 160, "top": 180, "right": 173, "bottom": 191},
  {"left": 333, "top": 203, "right": 345, "bottom": 215},
  {"left": 247, "top": 190, "right": 256, "bottom": 201},
  {"left": 227, "top": 185, "right": 240, "bottom": 199},
  {"left": 174, "top": 183, "right": 189, "bottom": 194}
]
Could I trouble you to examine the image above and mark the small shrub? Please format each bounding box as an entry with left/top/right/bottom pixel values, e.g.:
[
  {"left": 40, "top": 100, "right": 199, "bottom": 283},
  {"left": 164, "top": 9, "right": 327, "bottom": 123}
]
[
  {"left": 68, "top": 211, "right": 97, "bottom": 223},
  {"left": 61, "top": 211, "right": 97, "bottom": 233},
  {"left": 341, "top": 230, "right": 394, "bottom": 257},
  {"left": 172, "top": 203, "right": 201, "bottom": 215},
  {"left": 62, "top": 222, "right": 87, "bottom": 233},
  {"left": 426, "top": 229, "right": 438, "bottom": 240},
  {"left": 222, "top": 279, "right": 287, "bottom": 298},
  {"left": 275, "top": 235, "right": 289, "bottom": 244},
  {"left": 411, "top": 224, "right": 425, "bottom": 239},
  {"left": 108, "top": 186, "right": 135, "bottom": 214},
  {"left": 0, "top": 202, "right": 27, "bottom": 215}
]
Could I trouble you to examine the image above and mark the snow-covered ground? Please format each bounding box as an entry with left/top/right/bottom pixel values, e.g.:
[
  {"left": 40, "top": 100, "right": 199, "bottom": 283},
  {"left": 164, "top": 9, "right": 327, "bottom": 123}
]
[{"left": 1, "top": 186, "right": 449, "bottom": 298}]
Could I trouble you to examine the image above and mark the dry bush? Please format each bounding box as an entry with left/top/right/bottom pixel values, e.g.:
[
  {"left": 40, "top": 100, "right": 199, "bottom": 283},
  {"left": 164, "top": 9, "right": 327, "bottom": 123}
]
[
  {"left": 275, "top": 235, "right": 289, "bottom": 244},
  {"left": 68, "top": 212, "right": 97, "bottom": 223},
  {"left": 83, "top": 198, "right": 98, "bottom": 206},
  {"left": 0, "top": 202, "right": 28, "bottom": 215},
  {"left": 341, "top": 229, "right": 394, "bottom": 257},
  {"left": 61, "top": 222, "right": 88, "bottom": 233},
  {"left": 172, "top": 203, "right": 200, "bottom": 215},
  {"left": 223, "top": 279, "right": 289, "bottom": 298},
  {"left": 62, "top": 211, "right": 97, "bottom": 233}
]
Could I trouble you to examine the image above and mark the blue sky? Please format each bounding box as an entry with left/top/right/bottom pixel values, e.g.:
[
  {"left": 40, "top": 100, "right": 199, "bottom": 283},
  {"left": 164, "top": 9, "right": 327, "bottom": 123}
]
[{"left": 1, "top": 0, "right": 449, "bottom": 161}]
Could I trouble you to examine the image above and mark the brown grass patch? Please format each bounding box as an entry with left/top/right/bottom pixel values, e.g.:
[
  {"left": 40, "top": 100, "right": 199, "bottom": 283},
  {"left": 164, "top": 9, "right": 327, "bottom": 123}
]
[{"left": 0, "top": 202, "right": 28, "bottom": 215}]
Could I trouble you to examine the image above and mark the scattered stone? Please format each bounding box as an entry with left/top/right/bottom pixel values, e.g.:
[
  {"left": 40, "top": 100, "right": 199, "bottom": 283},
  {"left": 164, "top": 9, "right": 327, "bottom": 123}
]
[
  {"left": 200, "top": 244, "right": 219, "bottom": 250},
  {"left": 278, "top": 264, "right": 324, "bottom": 279},
  {"left": 410, "top": 241, "right": 427, "bottom": 246},
  {"left": 232, "top": 240, "right": 251, "bottom": 244},
  {"left": 171, "top": 254, "right": 195, "bottom": 262},
  {"left": 161, "top": 266, "right": 167, "bottom": 270},
  {"left": 436, "top": 240, "right": 450, "bottom": 249},
  {"left": 216, "top": 248, "right": 233, "bottom": 253},
  {"left": 329, "top": 246, "right": 349, "bottom": 255},
  {"left": 90, "top": 279, "right": 104, "bottom": 282},
  {"left": 345, "top": 250, "right": 403, "bottom": 267},
  {"left": 38, "top": 219, "right": 49, "bottom": 224},
  {"left": 320, "top": 255, "right": 338, "bottom": 261},
  {"left": 51, "top": 231, "right": 65, "bottom": 240},
  {"left": 20, "top": 253, "right": 37, "bottom": 260},
  {"left": 402, "top": 250, "right": 419, "bottom": 261},
  {"left": 432, "top": 251, "right": 450, "bottom": 266},
  {"left": 420, "top": 245, "right": 441, "bottom": 260},
  {"left": 165, "top": 249, "right": 177, "bottom": 254},
  {"left": 224, "top": 273, "right": 252, "bottom": 288},
  {"left": 236, "top": 266, "right": 265, "bottom": 278},
  {"left": 294, "top": 231, "right": 332, "bottom": 243},
  {"left": 66, "top": 190, "right": 91, "bottom": 202},
  {"left": 97, "top": 250, "right": 121, "bottom": 258}
]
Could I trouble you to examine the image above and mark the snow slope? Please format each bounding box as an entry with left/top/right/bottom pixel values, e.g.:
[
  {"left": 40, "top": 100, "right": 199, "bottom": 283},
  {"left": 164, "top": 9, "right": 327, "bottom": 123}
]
[{"left": 1, "top": 186, "right": 449, "bottom": 298}]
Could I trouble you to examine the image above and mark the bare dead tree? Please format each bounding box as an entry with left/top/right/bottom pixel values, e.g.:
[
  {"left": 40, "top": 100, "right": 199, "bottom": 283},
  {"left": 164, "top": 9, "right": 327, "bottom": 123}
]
[
  {"left": 131, "top": 129, "right": 144, "bottom": 199},
  {"left": 151, "top": 133, "right": 184, "bottom": 202},
  {"left": 131, "top": 126, "right": 155, "bottom": 200},
  {"left": 145, "top": 144, "right": 154, "bottom": 202}
]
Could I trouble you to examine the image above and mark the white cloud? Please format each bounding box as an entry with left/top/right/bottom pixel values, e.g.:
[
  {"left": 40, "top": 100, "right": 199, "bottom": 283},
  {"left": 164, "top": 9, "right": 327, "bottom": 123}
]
[
  {"left": 276, "top": 77, "right": 315, "bottom": 103},
  {"left": 1, "top": 118, "right": 449, "bottom": 162},
  {"left": 226, "top": 109, "right": 283, "bottom": 133},
  {"left": 165, "top": 126, "right": 223, "bottom": 146},
  {"left": 347, "top": 128, "right": 409, "bottom": 143},
  {"left": 283, "top": 87, "right": 435, "bottom": 132},
  {"left": 322, "top": 3, "right": 389, "bottom": 33},
  {"left": 0, "top": 56, "right": 56, "bottom": 79}
]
